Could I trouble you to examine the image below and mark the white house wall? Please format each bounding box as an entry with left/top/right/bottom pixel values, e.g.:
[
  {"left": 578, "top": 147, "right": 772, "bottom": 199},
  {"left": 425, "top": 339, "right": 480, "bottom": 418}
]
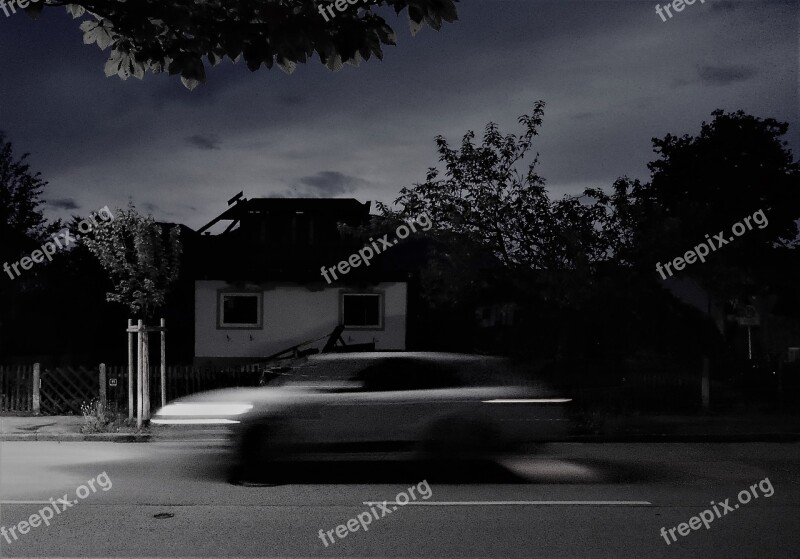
[{"left": 195, "top": 281, "right": 407, "bottom": 361}]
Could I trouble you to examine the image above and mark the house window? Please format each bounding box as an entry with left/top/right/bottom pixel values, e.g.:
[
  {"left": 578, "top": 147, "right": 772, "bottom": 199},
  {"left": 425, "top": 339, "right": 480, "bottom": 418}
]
[
  {"left": 341, "top": 293, "right": 383, "bottom": 329},
  {"left": 218, "top": 292, "right": 262, "bottom": 329}
]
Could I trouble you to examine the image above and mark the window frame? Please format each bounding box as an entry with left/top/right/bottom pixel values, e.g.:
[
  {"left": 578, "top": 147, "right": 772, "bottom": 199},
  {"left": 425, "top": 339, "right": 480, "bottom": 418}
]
[
  {"left": 339, "top": 291, "right": 385, "bottom": 330},
  {"left": 217, "top": 290, "right": 263, "bottom": 330}
]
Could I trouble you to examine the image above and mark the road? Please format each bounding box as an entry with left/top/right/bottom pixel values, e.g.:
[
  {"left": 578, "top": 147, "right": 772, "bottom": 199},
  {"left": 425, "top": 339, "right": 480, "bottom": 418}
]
[{"left": 0, "top": 440, "right": 798, "bottom": 557}]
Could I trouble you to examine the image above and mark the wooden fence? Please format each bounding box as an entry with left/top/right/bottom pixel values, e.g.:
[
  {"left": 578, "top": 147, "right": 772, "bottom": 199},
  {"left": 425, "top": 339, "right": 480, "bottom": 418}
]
[
  {"left": 0, "top": 364, "right": 262, "bottom": 415},
  {"left": 0, "top": 365, "right": 34, "bottom": 413},
  {"left": 40, "top": 366, "right": 100, "bottom": 415}
]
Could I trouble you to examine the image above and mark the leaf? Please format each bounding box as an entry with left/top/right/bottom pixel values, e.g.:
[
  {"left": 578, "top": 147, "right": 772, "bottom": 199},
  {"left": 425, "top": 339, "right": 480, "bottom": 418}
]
[
  {"left": 407, "top": 5, "right": 425, "bottom": 36},
  {"left": 131, "top": 58, "right": 145, "bottom": 80},
  {"left": 65, "top": 4, "right": 85, "bottom": 18},
  {"left": 104, "top": 52, "right": 123, "bottom": 77},
  {"left": 277, "top": 58, "right": 296, "bottom": 74},
  {"left": 148, "top": 56, "right": 170, "bottom": 74},
  {"left": 408, "top": 17, "right": 423, "bottom": 36},
  {"left": 439, "top": 0, "right": 459, "bottom": 22},
  {"left": 207, "top": 50, "right": 223, "bottom": 67},
  {"left": 381, "top": 24, "right": 397, "bottom": 46},
  {"left": 180, "top": 56, "right": 206, "bottom": 90},
  {"left": 80, "top": 19, "right": 115, "bottom": 50},
  {"left": 104, "top": 50, "right": 145, "bottom": 80},
  {"left": 325, "top": 53, "right": 343, "bottom": 72},
  {"left": 345, "top": 50, "right": 363, "bottom": 67}
]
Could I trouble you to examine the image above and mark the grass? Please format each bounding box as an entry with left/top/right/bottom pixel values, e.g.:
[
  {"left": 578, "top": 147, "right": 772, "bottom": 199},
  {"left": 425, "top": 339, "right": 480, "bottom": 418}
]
[{"left": 79, "top": 399, "right": 149, "bottom": 434}]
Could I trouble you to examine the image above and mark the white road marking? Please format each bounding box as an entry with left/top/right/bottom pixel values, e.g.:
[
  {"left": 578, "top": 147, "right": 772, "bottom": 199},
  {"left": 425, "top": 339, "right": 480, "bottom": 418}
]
[{"left": 363, "top": 500, "right": 652, "bottom": 506}]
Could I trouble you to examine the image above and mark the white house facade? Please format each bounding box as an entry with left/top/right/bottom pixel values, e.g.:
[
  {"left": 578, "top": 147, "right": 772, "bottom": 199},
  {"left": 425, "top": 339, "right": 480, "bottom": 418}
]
[{"left": 194, "top": 280, "right": 407, "bottom": 364}]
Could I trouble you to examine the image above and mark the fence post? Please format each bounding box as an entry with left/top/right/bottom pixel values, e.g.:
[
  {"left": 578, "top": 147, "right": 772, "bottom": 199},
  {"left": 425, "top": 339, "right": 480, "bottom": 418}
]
[
  {"left": 99, "top": 363, "right": 107, "bottom": 407},
  {"left": 142, "top": 324, "right": 150, "bottom": 421},
  {"left": 160, "top": 318, "right": 166, "bottom": 408},
  {"left": 33, "top": 363, "right": 40, "bottom": 416},
  {"left": 777, "top": 358, "right": 784, "bottom": 412},
  {"left": 128, "top": 319, "right": 134, "bottom": 420},
  {"left": 701, "top": 356, "right": 710, "bottom": 412},
  {"left": 137, "top": 319, "right": 143, "bottom": 429}
]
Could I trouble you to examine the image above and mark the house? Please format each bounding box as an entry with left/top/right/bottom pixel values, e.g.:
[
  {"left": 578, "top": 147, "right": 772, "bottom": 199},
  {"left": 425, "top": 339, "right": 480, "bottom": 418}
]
[{"left": 190, "top": 196, "right": 411, "bottom": 366}]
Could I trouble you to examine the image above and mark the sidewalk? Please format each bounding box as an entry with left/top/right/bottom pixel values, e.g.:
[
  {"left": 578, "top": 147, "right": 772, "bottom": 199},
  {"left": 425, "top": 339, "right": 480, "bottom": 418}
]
[
  {"left": 0, "top": 415, "right": 228, "bottom": 442},
  {"left": 1, "top": 413, "right": 799, "bottom": 442},
  {"left": 574, "top": 413, "right": 800, "bottom": 442}
]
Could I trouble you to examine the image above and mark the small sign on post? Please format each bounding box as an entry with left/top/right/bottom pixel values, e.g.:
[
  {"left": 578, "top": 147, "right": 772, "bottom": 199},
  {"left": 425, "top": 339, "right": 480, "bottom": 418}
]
[
  {"left": 109, "top": 378, "right": 118, "bottom": 387},
  {"left": 733, "top": 305, "right": 760, "bottom": 326}
]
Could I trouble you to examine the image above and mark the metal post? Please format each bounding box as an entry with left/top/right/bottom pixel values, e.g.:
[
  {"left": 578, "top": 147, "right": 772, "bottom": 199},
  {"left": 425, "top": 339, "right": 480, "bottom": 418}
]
[
  {"left": 137, "top": 319, "right": 143, "bottom": 429},
  {"left": 99, "top": 363, "right": 107, "bottom": 407},
  {"left": 128, "top": 319, "right": 134, "bottom": 420},
  {"left": 143, "top": 324, "right": 150, "bottom": 421},
  {"left": 778, "top": 358, "right": 784, "bottom": 412},
  {"left": 160, "top": 318, "right": 166, "bottom": 408},
  {"left": 32, "top": 363, "right": 40, "bottom": 416}
]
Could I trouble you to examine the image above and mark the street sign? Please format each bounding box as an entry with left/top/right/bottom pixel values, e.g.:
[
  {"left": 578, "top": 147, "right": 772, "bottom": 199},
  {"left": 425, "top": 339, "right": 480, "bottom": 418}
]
[
  {"left": 734, "top": 305, "right": 760, "bottom": 326},
  {"left": 109, "top": 378, "right": 118, "bottom": 387}
]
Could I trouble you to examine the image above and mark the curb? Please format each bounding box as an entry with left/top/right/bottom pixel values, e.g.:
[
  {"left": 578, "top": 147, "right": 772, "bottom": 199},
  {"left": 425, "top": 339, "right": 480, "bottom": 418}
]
[
  {"left": 562, "top": 433, "right": 800, "bottom": 443},
  {"left": 0, "top": 433, "right": 152, "bottom": 442},
  {"left": 2, "top": 433, "right": 798, "bottom": 443}
]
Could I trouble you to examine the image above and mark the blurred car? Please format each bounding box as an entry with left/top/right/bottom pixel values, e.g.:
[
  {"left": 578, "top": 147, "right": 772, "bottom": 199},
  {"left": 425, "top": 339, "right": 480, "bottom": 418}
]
[{"left": 153, "top": 352, "right": 574, "bottom": 469}]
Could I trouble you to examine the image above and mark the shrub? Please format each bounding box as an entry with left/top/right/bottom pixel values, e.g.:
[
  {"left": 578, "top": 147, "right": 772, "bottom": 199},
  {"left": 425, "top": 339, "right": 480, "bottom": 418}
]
[{"left": 79, "top": 399, "right": 118, "bottom": 433}]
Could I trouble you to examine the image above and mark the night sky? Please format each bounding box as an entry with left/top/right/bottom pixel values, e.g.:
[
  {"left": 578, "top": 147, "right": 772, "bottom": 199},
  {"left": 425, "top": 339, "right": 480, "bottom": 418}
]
[{"left": 0, "top": 0, "right": 797, "bottom": 231}]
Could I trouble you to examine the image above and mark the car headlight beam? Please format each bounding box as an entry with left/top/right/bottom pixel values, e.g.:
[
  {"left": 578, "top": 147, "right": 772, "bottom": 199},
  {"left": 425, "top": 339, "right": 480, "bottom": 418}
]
[
  {"left": 155, "top": 403, "right": 253, "bottom": 417},
  {"left": 482, "top": 398, "right": 572, "bottom": 404}
]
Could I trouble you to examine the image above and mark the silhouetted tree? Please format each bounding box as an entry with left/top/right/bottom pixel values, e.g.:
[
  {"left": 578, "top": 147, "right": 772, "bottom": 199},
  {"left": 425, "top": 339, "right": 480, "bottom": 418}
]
[
  {"left": 0, "top": 132, "right": 56, "bottom": 266},
  {"left": 625, "top": 110, "right": 800, "bottom": 312},
  {"left": 380, "top": 102, "right": 623, "bottom": 310},
  {"left": 0, "top": 132, "right": 62, "bottom": 358}
]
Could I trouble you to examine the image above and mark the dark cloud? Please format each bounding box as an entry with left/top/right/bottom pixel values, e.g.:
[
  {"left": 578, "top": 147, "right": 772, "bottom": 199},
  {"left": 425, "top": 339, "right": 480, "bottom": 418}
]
[
  {"left": 185, "top": 133, "right": 221, "bottom": 150},
  {"left": 296, "top": 171, "right": 370, "bottom": 196},
  {"left": 48, "top": 198, "right": 79, "bottom": 210},
  {"left": 697, "top": 64, "right": 758, "bottom": 86}
]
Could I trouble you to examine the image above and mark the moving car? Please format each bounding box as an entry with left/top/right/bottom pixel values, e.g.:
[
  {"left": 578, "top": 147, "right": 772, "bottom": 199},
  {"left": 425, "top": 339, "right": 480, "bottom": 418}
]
[{"left": 153, "top": 352, "right": 573, "bottom": 469}]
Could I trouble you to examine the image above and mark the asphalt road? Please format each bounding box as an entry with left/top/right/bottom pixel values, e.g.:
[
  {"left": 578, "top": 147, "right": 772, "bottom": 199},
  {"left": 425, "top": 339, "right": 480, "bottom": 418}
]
[{"left": 0, "top": 440, "right": 798, "bottom": 558}]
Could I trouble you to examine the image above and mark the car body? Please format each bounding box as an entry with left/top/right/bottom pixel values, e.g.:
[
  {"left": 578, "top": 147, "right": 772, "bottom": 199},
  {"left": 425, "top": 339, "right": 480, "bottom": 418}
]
[{"left": 153, "top": 352, "right": 574, "bottom": 464}]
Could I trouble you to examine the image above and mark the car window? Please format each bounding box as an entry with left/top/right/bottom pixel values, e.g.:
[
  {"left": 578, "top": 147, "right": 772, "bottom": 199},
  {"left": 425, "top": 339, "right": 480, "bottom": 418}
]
[
  {"left": 266, "top": 356, "right": 378, "bottom": 385},
  {"left": 458, "top": 357, "right": 522, "bottom": 385},
  {"left": 356, "top": 359, "right": 463, "bottom": 391}
]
